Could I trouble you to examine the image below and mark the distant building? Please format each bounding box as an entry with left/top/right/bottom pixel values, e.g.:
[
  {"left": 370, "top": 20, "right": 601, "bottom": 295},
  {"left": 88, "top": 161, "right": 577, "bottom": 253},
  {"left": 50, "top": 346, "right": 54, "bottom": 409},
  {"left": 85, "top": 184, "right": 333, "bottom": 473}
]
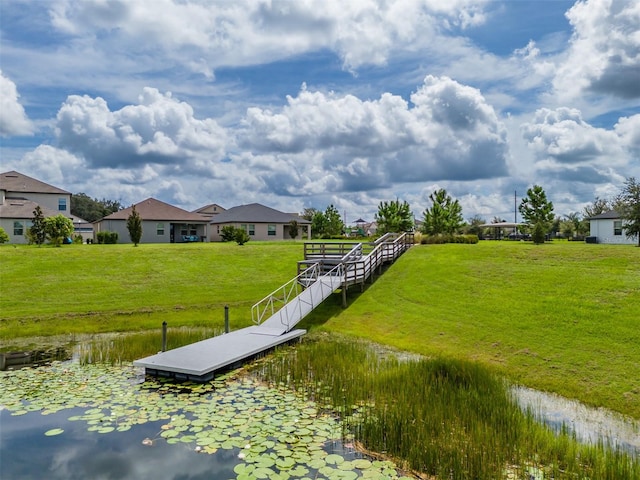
[
  {"left": 0, "top": 170, "right": 91, "bottom": 243},
  {"left": 192, "top": 203, "right": 226, "bottom": 219},
  {"left": 95, "top": 198, "right": 210, "bottom": 244},
  {"left": 209, "top": 203, "right": 311, "bottom": 241},
  {"left": 586, "top": 210, "right": 637, "bottom": 245}
]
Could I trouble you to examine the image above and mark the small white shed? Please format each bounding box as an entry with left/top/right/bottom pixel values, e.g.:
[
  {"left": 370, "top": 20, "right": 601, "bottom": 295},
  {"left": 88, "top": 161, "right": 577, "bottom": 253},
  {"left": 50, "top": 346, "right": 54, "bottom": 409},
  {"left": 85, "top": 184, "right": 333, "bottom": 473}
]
[{"left": 587, "top": 210, "right": 637, "bottom": 245}]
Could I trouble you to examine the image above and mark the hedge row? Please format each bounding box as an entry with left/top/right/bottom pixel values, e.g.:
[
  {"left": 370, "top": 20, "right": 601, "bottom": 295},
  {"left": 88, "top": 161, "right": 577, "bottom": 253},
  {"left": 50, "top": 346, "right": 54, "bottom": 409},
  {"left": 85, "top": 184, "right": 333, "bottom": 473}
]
[{"left": 421, "top": 234, "right": 479, "bottom": 244}]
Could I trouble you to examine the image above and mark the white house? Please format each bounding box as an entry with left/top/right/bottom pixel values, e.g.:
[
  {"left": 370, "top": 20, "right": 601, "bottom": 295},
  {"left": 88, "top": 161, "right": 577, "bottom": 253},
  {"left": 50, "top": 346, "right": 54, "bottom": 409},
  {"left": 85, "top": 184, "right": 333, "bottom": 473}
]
[{"left": 587, "top": 210, "right": 638, "bottom": 245}]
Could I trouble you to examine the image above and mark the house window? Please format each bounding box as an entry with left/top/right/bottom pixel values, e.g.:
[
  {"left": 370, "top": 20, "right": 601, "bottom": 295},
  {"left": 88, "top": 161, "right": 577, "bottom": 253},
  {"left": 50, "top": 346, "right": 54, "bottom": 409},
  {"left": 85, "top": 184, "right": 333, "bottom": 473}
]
[
  {"left": 248, "top": 224, "right": 255, "bottom": 236},
  {"left": 268, "top": 224, "right": 277, "bottom": 236},
  {"left": 240, "top": 224, "right": 247, "bottom": 233},
  {"left": 13, "top": 221, "right": 23, "bottom": 236},
  {"left": 157, "top": 223, "right": 165, "bottom": 235},
  {"left": 180, "top": 225, "right": 188, "bottom": 236},
  {"left": 614, "top": 220, "right": 622, "bottom": 236},
  {"left": 190, "top": 225, "right": 197, "bottom": 236},
  {"left": 58, "top": 198, "right": 67, "bottom": 211}
]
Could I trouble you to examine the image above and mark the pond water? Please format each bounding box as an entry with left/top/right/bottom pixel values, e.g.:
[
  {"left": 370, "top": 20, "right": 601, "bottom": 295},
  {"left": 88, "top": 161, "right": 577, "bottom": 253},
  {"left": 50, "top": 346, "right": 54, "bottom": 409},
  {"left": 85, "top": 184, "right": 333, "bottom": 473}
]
[
  {"left": 0, "top": 360, "right": 411, "bottom": 480},
  {"left": 512, "top": 386, "right": 640, "bottom": 454}
]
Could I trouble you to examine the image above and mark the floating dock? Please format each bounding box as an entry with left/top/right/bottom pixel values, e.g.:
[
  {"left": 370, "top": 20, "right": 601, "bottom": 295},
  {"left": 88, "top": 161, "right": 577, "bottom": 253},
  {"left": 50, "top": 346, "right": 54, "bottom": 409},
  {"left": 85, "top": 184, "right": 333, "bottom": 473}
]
[{"left": 133, "top": 326, "right": 306, "bottom": 382}]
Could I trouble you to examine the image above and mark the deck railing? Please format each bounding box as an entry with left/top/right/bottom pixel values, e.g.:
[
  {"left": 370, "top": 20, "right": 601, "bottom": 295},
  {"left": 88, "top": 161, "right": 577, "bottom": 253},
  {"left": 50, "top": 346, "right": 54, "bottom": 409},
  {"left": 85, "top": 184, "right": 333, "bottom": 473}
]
[
  {"left": 251, "top": 262, "right": 343, "bottom": 326},
  {"left": 252, "top": 232, "right": 414, "bottom": 331}
]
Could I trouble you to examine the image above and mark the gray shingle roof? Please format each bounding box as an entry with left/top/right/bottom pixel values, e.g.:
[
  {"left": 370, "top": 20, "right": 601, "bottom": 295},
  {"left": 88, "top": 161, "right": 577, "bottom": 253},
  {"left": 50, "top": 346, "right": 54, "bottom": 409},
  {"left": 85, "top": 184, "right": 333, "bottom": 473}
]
[
  {"left": 0, "top": 198, "right": 60, "bottom": 219},
  {"left": 100, "top": 198, "right": 209, "bottom": 223},
  {"left": 0, "top": 171, "right": 70, "bottom": 195},
  {"left": 586, "top": 210, "right": 620, "bottom": 220},
  {"left": 209, "top": 203, "right": 311, "bottom": 224}
]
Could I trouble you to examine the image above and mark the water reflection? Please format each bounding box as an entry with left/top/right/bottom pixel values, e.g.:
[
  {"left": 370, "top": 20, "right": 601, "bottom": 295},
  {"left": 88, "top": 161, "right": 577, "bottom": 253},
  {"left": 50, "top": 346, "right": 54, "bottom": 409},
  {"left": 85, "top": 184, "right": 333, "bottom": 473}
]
[
  {"left": 513, "top": 385, "right": 640, "bottom": 454},
  {"left": 0, "top": 347, "right": 71, "bottom": 371},
  {"left": 0, "top": 408, "right": 237, "bottom": 480}
]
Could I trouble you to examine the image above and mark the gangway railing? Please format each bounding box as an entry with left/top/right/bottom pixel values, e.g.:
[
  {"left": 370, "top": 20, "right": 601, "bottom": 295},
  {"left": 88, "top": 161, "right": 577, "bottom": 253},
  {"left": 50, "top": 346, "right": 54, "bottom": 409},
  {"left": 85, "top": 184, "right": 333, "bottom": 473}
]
[
  {"left": 251, "top": 262, "right": 344, "bottom": 329},
  {"left": 251, "top": 232, "right": 414, "bottom": 334}
]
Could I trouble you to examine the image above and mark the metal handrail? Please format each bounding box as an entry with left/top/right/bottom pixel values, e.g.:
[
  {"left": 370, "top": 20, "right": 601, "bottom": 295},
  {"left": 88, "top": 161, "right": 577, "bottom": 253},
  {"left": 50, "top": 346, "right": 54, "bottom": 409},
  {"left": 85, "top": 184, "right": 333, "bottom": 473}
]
[{"left": 252, "top": 232, "right": 414, "bottom": 329}]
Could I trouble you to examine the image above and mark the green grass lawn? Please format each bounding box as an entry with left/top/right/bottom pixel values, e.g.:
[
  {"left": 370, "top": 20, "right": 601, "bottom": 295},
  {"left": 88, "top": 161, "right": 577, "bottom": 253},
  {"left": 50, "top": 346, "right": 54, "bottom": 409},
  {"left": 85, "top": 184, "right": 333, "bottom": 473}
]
[
  {"left": 1, "top": 240, "right": 638, "bottom": 418},
  {"left": 300, "top": 241, "right": 640, "bottom": 419}
]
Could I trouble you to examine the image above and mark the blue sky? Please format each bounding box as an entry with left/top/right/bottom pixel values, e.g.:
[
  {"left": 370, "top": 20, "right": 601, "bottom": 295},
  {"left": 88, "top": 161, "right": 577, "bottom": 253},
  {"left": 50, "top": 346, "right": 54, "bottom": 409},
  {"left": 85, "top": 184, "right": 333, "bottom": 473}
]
[{"left": 1, "top": 0, "right": 639, "bottom": 223}]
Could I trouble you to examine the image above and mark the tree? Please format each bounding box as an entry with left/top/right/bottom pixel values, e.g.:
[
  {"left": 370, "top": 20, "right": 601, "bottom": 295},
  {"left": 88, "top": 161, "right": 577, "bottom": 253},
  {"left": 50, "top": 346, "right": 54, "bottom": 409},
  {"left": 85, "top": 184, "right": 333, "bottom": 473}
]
[
  {"left": 220, "top": 225, "right": 237, "bottom": 241},
  {"left": 583, "top": 197, "right": 611, "bottom": 219},
  {"left": 324, "top": 204, "right": 344, "bottom": 237},
  {"left": 421, "top": 189, "right": 463, "bottom": 236},
  {"left": 71, "top": 193, "right": 122, "bottom": 222},
  {"left": 126, "top": 205, "right": 143, "bottom": 246},
  {"left": 44, "top": 214, "right": 74, "bottom": 246},
  {"left": 234, "top": 228, "right": 250, "bottom": 245},
  {"left": 375, "top": 199, "right": 413, "bottom": 234},
  {"left": 288, "top": 220, "right": 299, "bottom": 239},
  {"left": 561, "top": 212, "right": 587, "bottom": 240},
  {"left": 518, "top": 185, "right": 554, "bottom": 244},
  {"left": 301, "top": 207, "right": 319, "bottom": 221},
  {"left": 616, "top": 177, "right": 640, "bottom": 246},
  {"left": 311, "top": 211, "right": 328, "bottom": 238},
  {"left": 464, "top": 215, "right": 486, "bottom": 236},
  {"left": 0, "top": 227, "right": 9, "bottom": 244},
  {"left": 30, "top": 206, "right": 47, "bottom": 246}
]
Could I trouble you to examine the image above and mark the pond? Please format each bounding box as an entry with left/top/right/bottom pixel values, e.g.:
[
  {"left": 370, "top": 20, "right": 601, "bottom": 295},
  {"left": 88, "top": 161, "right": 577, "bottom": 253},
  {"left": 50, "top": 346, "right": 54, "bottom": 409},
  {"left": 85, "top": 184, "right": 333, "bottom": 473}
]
[
  {"left": 512, "top": 386, "right": 640, "bottom": 454},
  {"left": 1, "top": 335, "right": 639, "bottom": 479},
  {"left": 0, "top": 360, "right": 412, "bottom": 480}
]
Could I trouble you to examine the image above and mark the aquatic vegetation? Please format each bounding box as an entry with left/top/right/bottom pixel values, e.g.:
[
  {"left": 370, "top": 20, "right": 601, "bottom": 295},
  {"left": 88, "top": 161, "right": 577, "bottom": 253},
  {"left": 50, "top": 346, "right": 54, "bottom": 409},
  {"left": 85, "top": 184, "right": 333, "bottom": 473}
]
[
  {"left": 76, "top": 327, "right": 221, "bottom": 365},
  {"left": 0, "top": 361, "right": 413, "bottom": 479},
  {"left": 256, "top": 334, "right": 640, "bottom": 480}
]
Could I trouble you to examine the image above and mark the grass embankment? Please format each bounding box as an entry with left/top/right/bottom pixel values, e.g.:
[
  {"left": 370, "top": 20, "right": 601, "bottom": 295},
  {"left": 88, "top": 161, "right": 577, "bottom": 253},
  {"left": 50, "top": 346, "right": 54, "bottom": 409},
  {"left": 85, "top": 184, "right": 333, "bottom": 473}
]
[
  {"left": 300, "top": 241, "right": 640, "bottom": 419},
  {"left": 0, "top": 242, "right": 300, "bottom": 338},
  {"left": 1, "top": 241, "right": 638, "bottom": 418}
]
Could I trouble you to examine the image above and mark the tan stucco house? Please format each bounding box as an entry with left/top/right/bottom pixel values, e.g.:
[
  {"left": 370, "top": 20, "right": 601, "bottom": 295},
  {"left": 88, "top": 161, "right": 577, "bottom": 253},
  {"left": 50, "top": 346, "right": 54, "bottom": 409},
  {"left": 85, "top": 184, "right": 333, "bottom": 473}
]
[
  {"left": 209, "top": 203, "right": 311, "bottom": 241},
  {"left": 95, "top": 198, "right": 210, "bottom": 244},
  {"left": 0, "top": 170, "right": 91, "bottom": 243}
]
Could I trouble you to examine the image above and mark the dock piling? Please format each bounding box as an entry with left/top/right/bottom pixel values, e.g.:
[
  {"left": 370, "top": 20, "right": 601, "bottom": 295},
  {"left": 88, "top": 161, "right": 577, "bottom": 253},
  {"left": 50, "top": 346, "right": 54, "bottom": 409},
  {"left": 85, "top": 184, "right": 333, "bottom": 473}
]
[
  {"left": 161, "top": 321, "right": 167, "bottom": 352},
  {"left": 224, "top": 305, "right": 230, "bottom": 333}
]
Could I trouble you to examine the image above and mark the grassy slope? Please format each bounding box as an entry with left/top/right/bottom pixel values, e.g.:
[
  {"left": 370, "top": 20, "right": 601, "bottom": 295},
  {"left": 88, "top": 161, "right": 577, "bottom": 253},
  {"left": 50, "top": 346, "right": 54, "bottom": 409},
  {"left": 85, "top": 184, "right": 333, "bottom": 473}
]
[
  {"left": 1, "top": 241, "right": 638, "bottom": 418},
  {"left": 0, "top": 242, "right": 301, "bottom": 336},
  {"left": 300, "top": 242, "right": 640, "bottom": 419}
]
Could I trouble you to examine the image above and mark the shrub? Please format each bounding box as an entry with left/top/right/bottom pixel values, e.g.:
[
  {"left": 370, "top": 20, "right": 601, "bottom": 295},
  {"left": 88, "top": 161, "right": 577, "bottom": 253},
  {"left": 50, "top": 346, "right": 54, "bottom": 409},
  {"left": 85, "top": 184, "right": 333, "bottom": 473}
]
[
  {"left": 421, "top": 234, "right": 478, "bottom": 244},
  {"left": 220, "top": 225, "right": 237, "bottom": 242},
  {"left": 234, "top": 228, "right": 250, "bottom": 245},
  {"left": 96, "top": 231, "right": 119, "bottom": 244},
  {"left": 0, "top": 227, "right": 9, "bottom": 243}
]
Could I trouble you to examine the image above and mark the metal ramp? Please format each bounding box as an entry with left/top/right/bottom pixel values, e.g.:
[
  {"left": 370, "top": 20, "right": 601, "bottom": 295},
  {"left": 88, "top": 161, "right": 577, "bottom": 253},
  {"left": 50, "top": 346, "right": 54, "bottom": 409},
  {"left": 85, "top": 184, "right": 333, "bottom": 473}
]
[{"left": 251, "top": 263, "right": 344, "bottom": 336}]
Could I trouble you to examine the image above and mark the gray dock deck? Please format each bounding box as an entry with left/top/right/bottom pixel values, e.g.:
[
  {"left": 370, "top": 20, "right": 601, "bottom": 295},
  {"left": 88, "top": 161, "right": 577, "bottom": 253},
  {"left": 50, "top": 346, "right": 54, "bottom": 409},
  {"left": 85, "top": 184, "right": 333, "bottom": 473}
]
[{"left": 133, "top": 327, "right": 306, "bottom": 381}]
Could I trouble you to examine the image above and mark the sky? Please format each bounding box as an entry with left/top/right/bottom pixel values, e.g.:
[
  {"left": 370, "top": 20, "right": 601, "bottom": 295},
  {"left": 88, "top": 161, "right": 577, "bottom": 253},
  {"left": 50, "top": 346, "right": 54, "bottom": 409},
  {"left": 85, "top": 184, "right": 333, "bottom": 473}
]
[{"left": 1, "top": 0, "right": 639, "bottom": 224}]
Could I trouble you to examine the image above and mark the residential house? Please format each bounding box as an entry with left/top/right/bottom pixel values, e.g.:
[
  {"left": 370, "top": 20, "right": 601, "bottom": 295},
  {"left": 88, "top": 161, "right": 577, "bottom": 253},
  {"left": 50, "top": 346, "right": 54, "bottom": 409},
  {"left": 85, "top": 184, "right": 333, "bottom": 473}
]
[
  {"left": 209, "top": 203, "right": 311, "bottom": 241},
  {"left": 0, "top": 170, "right": 91, "bottom": 243},
  {"left": 95, "top": 198, "right": 210, "bottom": 244},
  {"left": 192, "top": 203, "right": 226, "bottom": 219},
  {"left": 587, "top": 210, "right": 638, "bottom": 245}
]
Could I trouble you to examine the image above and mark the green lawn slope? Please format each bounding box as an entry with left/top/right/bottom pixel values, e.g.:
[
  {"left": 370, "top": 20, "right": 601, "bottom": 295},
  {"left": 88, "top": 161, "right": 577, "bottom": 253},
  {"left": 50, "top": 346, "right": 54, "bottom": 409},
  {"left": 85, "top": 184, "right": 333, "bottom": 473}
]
[
  {"left": 300, "top": 241, "right": 640, "bottom": 419},
  {"left": 1, "top": 240, "right": 638, "bottom": 418}
]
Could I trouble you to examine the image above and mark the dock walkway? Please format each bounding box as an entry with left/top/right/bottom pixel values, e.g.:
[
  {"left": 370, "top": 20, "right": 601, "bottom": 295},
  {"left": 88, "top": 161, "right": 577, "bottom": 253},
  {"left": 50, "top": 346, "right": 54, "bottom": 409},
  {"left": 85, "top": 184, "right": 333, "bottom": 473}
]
[{"left": 134, "top": 232, "right": 413, "bottom": 381}]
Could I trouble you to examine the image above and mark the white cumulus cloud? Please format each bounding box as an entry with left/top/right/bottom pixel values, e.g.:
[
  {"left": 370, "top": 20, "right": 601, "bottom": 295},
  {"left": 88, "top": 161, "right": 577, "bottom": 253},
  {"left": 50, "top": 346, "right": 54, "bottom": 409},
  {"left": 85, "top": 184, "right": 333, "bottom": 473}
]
[
  {"left": 55, "top": 87, "right": 229, "bottom": 173},
  {"left": 0, "top": 71, "right": 33, "bottom": 137},
  {"left": 241, "top": 76, "right": 508, "bottom": 195},
  {"left": 554, "top": 0, "right": 640, "bottom": 100},
  {"left": 47, "top": 0, "right": 489, "bottom": 73}
]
